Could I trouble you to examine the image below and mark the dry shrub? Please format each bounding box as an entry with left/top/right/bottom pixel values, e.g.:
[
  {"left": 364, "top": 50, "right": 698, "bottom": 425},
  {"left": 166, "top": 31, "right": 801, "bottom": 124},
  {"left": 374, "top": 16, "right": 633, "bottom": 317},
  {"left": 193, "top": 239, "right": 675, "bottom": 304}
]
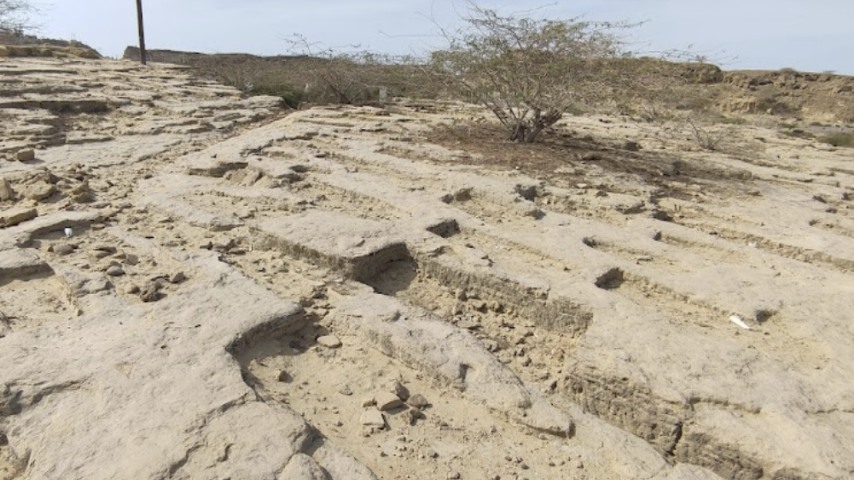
[{"left": 429, "top": 4, "right": 637, "bottom": 143}]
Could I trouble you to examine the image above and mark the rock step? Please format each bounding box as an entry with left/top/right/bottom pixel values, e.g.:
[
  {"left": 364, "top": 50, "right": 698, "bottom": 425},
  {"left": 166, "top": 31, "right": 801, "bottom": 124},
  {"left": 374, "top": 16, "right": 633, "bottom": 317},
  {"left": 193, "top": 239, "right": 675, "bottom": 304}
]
[
  {"left": 253, "top": 210, "right": 411, "bottom": 282},
  {"left": 331, "top": 292, "right": 573, "bottom": 436}
]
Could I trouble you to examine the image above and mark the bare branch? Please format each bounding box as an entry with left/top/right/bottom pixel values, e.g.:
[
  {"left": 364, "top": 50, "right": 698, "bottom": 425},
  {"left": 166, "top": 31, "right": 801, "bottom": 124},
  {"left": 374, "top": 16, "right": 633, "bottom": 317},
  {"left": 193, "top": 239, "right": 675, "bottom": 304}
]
[{"left": 0, "top": 0, "right": 35, "bottom": 33}]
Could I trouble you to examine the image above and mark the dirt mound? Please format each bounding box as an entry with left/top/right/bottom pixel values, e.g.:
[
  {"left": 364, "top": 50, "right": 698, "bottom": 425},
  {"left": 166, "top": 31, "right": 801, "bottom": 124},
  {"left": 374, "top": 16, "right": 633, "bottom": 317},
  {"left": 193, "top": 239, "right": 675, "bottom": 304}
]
[
  {"left": 1, "top": 57, "right": 853, "bottom": 480},
  {"left": 719, "top": 70, "right": 854, "bottom": 121},
  {"left": 0, "top": 31, "right": 100, "bottom": 59}
]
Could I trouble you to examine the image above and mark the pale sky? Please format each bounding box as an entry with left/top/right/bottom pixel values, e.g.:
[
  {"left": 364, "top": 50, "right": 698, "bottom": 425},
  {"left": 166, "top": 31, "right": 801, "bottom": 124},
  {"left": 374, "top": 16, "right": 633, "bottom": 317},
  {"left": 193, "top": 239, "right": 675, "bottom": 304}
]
[{"left": 33, "top": 1, "right": 854, "bottom": 74}]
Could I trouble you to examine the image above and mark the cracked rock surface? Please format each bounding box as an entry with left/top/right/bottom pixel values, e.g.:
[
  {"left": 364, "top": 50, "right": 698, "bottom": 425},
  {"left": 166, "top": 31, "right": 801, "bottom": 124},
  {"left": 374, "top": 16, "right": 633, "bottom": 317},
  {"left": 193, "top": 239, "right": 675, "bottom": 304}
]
[{"left": 1, "top": 57, "right": 853, "bottom": 480}]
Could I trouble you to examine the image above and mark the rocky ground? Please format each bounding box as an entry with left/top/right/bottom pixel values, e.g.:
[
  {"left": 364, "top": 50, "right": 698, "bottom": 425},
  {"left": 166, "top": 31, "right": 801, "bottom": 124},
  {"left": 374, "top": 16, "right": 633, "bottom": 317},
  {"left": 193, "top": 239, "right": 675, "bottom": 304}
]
[{"left": 0, "top": 57, "right": 853, "bottom": 480}]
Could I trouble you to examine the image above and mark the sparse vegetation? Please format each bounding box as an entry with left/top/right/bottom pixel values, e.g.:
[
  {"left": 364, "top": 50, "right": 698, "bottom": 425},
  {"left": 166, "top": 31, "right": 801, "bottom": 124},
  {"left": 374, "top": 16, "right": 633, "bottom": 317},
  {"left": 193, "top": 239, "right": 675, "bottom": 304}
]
[
  {"left": 429, "top": 4, "right": 634, "bottom": 143},
  {"left": 780, "top": 128, "right": 816, "bottom": 140},
  {"left": 116, "top": 3, "right": 854, "bottom": 148},
  {"left": 819, "top": 133, "right": 854, "bottom": 148},
  {"left": 719, "top": 116, "right": 747, "bottom": 125},
  {"left": 283, "top": 37, "right": 427, "bottom": 106},
  {"left": 685, "top": 118, "right": 733, "bottom": 151},
  {"left": 139, "top": 47, "right": 432, "bottom": 109}
]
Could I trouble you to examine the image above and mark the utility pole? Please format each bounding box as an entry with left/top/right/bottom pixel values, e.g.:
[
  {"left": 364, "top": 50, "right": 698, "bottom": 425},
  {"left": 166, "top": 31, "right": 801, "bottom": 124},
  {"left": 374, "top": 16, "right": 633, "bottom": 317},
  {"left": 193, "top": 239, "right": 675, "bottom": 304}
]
[{"left": 135, "top": 0, "right": 147, "bottom": 65}]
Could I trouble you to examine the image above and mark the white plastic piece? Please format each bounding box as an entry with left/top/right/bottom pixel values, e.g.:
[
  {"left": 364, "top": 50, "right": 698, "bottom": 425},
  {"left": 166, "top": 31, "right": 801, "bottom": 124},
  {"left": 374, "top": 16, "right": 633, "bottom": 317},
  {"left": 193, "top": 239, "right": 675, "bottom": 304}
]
[
  {"left": 64, "top": 228, "right": 73, "bottom": 237},
  {"left": 729, "top": 315, "right": 751, "bottom": 330}
]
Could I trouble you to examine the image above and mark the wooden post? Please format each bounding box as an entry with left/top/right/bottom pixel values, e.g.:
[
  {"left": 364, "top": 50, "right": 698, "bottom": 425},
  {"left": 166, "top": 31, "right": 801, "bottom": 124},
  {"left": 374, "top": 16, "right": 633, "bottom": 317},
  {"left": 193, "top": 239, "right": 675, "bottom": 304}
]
[{"left": 136, "top": 0, "right": 147, "bottom": 65}]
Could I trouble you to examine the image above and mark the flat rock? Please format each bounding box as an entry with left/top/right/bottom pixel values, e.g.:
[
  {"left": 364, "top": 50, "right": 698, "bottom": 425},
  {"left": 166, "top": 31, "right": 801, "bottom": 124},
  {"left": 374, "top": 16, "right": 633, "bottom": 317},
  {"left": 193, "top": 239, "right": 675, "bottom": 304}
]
[
  {"left": 359, "top": 410, "right": 386, "bottom": 428},
  {"left": 0, "top": 248, "right": 50, "bottom": 280},
  {"left": 0, "top": 211, "right": 102, "bottom": 250},
  {"left": 0, "top": 250, "right": 375, "bottom": 479},
  {"left": 316, "top": 334, "right": 342, "bottom": 348},
  {"left": 375, "top": 391, "right": 404, "bottom": 411},
  {"left": 0, "top": 207, "right": 37, "bottom": 228},
  {"left": 254, "top": 211, "right": 410, "bottom": 281}
]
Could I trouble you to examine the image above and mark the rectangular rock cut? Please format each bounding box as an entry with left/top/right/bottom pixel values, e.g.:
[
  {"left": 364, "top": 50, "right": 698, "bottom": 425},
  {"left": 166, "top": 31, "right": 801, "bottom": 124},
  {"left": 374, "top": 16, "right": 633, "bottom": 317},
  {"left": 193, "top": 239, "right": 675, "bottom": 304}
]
[{"left": 254, "top": 210, "right": 410, "bottom": 281}]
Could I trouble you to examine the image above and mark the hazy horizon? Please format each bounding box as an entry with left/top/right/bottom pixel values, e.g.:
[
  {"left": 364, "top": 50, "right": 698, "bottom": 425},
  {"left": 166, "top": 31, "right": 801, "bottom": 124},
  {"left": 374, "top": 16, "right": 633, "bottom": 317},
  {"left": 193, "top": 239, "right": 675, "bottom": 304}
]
[{"left": 33, "top": 0, "right": 854, "bottom": 74}]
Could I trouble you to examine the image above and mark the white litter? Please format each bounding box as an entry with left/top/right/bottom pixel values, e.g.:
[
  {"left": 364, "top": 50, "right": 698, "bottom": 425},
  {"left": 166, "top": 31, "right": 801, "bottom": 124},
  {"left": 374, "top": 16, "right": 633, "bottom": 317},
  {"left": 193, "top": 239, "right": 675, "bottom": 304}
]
[
  {"left": 64, "top": 228, "right": 73, "bottom": 237},
  {"left": 729, "top": 315, "right": 751, "bottom": 330}
]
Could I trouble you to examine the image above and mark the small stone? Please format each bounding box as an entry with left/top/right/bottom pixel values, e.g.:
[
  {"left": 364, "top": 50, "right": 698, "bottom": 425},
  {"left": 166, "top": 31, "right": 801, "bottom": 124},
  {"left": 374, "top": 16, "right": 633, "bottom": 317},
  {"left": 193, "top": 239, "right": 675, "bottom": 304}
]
[
  {"left": 106, "top": 265, "right": 125, "bottom": 277},
  {"left": 170, "top": 271, "right": 187, "bottom": 284},
  {"left": 376, "top": 391, "right": 404, "bottom": 411},
  {"left": 140, "top": 281, "right": 163, "bottom": 303},
  {"left": 651, "top": 209, "right": 673, "bottom": 221},
  {"left": 277, "top": 370, "right": 292, "bottom": 383},
  {"left": 359, "top": 410, "right": 386, "bottom": 428},
  {"left": 93, "top": 245, "right": 117, "bottom": 255},
  {"left": 53, "top": 244, "right": 76, "bottom": 256},
  {"left": 316, "top": 335, "right": 342, "bottom": 348},
  {"left": 0, "top": 207, "right": 37, "bottom": 228},
  {"left": 407, "top": 407, "right": 425, "bottom": 425},
  {"left": 361, "top": 397, "right": 376, "bottom": 408},
  {"left": 448, "top": 471, "right": 461, "bottom": 479},
  {"left": 622, "top": 141, "right": 640, "bottom": 151},
  {"left": 388, "top": 380, "right": 410, "bottom": 400},
  {"left": 125, "top": 285, "right": 140, "bottom": 295},
  {"left": 124, "top": 254, "right": 139, "bottom": 265},
  {"left": 15, "top": 149, "right": 35, "bottom": 162},
  {"left": 407, "top": 393, "right": 430, "bottom": 409},
  {"left": 338, "top": 384, "right": 353, "bottom": 396}
]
